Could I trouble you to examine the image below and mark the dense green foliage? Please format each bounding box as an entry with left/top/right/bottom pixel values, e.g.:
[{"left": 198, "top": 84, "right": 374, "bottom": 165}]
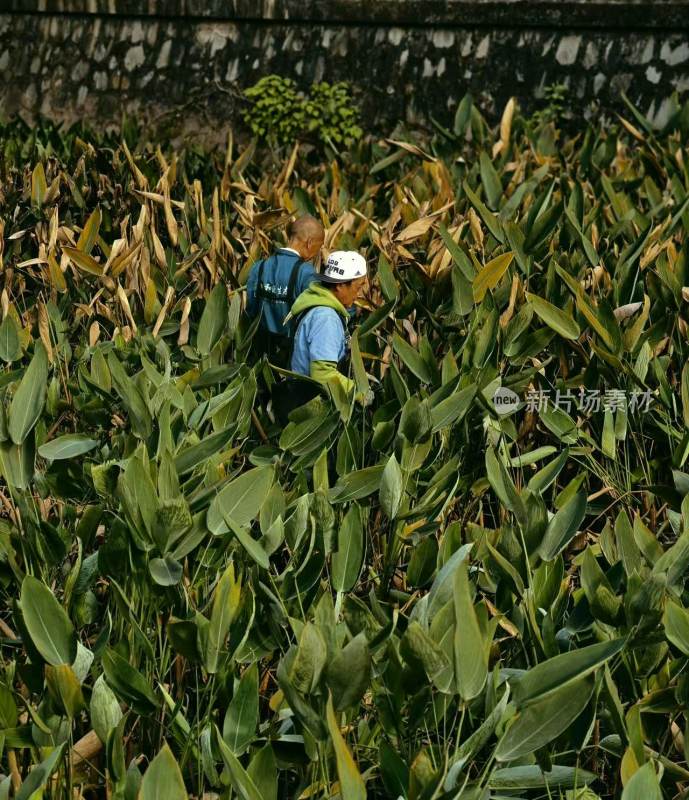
[
  {"left": 242, "top": 76, "right": 363, "bottom": 148},
  {"left": 1, "top": 92, "right": 689, "bottom": 798}
]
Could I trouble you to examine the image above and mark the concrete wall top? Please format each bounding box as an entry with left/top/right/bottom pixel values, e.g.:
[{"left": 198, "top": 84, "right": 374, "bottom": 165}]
[{"left": 6, "top": 0, "right": 689, "bottom": 29}]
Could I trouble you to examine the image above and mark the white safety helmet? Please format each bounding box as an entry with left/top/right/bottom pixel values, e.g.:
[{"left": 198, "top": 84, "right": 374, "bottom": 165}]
[{"left": 320, "top": 251, "right": 367, "bottom": 284}]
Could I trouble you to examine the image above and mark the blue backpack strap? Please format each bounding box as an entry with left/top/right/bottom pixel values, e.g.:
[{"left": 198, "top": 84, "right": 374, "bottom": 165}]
[
  {"left": 255, "top": 254, "right": 277, "bottom": 328},
  {"left": 285, "top": 258, "right": 305, "bottom": 335}
]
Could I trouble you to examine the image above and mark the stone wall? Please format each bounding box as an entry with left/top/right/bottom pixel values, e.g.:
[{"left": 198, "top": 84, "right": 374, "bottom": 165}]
[{"left": 3, "top": 1, "right": 689, "bottom": 140}]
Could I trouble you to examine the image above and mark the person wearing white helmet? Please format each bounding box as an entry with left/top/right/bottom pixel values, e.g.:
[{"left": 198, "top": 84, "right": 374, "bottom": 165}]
[{"left": 286, "top": 250, "right": 370, "bottom": 406}]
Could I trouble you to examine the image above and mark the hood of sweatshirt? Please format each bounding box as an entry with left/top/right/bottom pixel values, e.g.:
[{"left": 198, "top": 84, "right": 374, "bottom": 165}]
[{"left": 288, "top": 282, "right": 349, "bottom": 321}]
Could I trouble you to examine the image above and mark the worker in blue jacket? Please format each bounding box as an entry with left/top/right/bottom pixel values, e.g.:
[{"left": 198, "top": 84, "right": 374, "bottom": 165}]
[{"left": 246, "top": 215, "right": 324, "bottom": 363}]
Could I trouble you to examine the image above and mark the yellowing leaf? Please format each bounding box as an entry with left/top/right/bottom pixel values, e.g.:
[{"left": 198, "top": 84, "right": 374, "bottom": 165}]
[
  {"left": 396, "top": 215, "right": 436, "bottom": 244},
  {"left": 326, "top": 696, "right": 367, "bottom": 800},
  {"left": 575, "top": 288, "right": 615, "bottom": 349},
  {"left": 76, "top": 207, "right": 101, "bottom": 254},
  {"left": 493, "top": 97, "right": 516, "bottom": 158},
  {"left": 473, "top": 252, "right": 514, "bottom": 302},
  {"left": 62, "top": 246, "right": 102, "bottom": 277},
  {"left": 31, "top": 163, "right": 47, "bottom": 206},
  {"left": 48, "top": 252, "right": 67, "bottom": 292}
]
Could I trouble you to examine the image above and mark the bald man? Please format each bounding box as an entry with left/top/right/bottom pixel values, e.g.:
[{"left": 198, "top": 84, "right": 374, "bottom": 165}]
[{"left": 246, "top": 216, "right": 324, "bottom": 359}]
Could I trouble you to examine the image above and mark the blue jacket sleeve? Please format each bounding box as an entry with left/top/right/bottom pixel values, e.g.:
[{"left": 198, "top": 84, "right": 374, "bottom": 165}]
[
  {"left": 298, "top": 263, "right": 319, "bottom": 295},
  {"left": 246, "top": 261, "right": 260, "bottom": 317}
]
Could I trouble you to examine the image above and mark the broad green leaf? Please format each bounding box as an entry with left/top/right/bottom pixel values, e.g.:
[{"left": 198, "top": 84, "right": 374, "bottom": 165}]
[
  {"left": 463, "top": 180, "right": 505, "bottom": 242},
  {"left": 326, "top": 634, "right": 371, "bottom": 710},
  {"left": 216, "top": 726, "right": 263, "bottom": 800},
  {"left": 512, "top": 638, "right": 625, "bottom": 706},
  {"left": 489, "top": 765, "right": 597, "bottom": 790},
  {"left": 174, "top": 427, "right": 235, "bottom": 474},
  {"left": 430, "top": 383, "right": 476, "bottom": 431},
  {"left": 102, "top": 648, "right": 158, "bottom": 714},
  {"left": 473, "top": 252, "right": 514, "bottom": 303},
  {"left": 207, "top": 466, "right": 274, "bottom": 534},
  {"left": 576, "top": 286, "right": 618, "bottom": 351},
  {"left": 0, "top": 437, "right": 35, "bottom": 490},
  {"left": 350, "top": 330, "right": 370, "bottom": 397},
  {"left": 683, "top": 362, "right": 689, "bottom": 429},
  {"left": 524, "top": 200, "right": 563, "bottom": 252},
  {"left": 379, "top": 741, "right": 409, "bottom": 799},
  {"left": 565, "top": 204, "right": 599, "bottom": 266},
  {"left": 454, "top": 93, "right": 473, "bottom": 135},
  {"left": 140, "top": 743, "right": 187, "bottom": 800},
  {"left": 496, "top": 676, "right": 594, "bottom": 761},
  {"left": 107, "top": 351, "right": 152, "bottom": 439},
  {"left": 402, "top": 620, "right": 452, "bottom": 692},
  {"left": 223, "top": 663, "right": 258, "bottom": 755},
  {"left": 279, "top": 412, "right": 338, "bottom": 456},
  {"left": 479, "top": 151, "right": 502, "bottom": 210},
  {"left": 329, "top": 464, "right": 385, "bottom": 503},
  {"left": 20, "top": 575, "right": 77, "bottom": 666},
  {"left": 0, "top": 684, "right": 17, "bottom": 729},
  {"left": 332, "top": 504, "right": 365, "bottom": 592},
  {"left": 444, "top": 689, "right": 510, "bottom": 789},
  {"left": 290, "top": 623, "right": 327, "bottom": 694},
  {"left": 326, "top": 695, "right": 367, "bottom": 800},
  {"left": 615, "top": 509, "right": 641, "bottom": 577},
  {"left": 526, "top": 292, "right": 580, "bottom": 340},
  {"left": 149, "top": 556, "right": 183, "bottom": 586},
  {"left": 376, "top": 253, "right": 399, "bottom": 301},
  {"left": 276, "top": 655, "right": 327, "bottom": 741},
  {"left": 392, "top": 333, "right": 432, "bottom": 383},
  {"left": 539, "top": 402, "right": 579, "bottom": 444},
  {"left": 538, "top": 490, "right": 587, "bottom": 561},
  {"left": 399, "top": 395, "right": 432, "bottom": 443},
  {"left": 453, "top": 561, "right": 487, "bottom": 700},
  {"left": 440, "top": 223, "right": 474, "bottom": 280},
  {"left": 528, "top": 448, "right": 569, "bottom": 493},
  {"left": 509, "top": 445, "right": 557, "bottom": 468},
  {"left": 664, "top": 600, "right": 689, "bottom": 656},
  {"left": 0, "top": 316, "right": 20, "bottom": 363},
  {"left": 38, "top": 434, "right": 98, "bottom": 461},
  {"left": 247, "top": 746, "right": 277, "bottom": 800},
  {"left": 90, "top": 347, "right": 111, "bottom": 391},
  {"left": 16, "top": 742, "right": 66, "bottom": 800},
  {"left": 621, "top": 761, "right": 662, "bottom": 800},
  {"left": 379, "top": 454, "right": 403, "bottom": 520},
  {"left": 227, "top": 517, "right": 270, "bottom": 569},
  {"left": 486, "top": 447, "right": 526, "bottom": 525},
  {"left": 206, "top": 563, "right": 242, "bottom": 674},
  {"left": 197, "top": 282, "right": 228, "bottom": 355},
  {"left": 90, "top": 675, "right": 123, "bottom": 743},
  {"left": 9, "top": 342, "right": 48, "bottom": 444},
  {"left": 407, "top": 536, "right": 438, "bottom": 587}
]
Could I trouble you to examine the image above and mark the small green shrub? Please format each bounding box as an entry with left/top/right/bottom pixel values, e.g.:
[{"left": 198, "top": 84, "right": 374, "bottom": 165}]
[
  {"left": 529, "top": 82, "right": 570, "bottom": 128},
  {"left": 242, "top": 75, "right": 362, "bottom": 147}
]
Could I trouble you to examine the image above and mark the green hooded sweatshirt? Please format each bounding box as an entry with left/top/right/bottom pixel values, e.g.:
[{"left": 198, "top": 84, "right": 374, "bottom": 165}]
[{"left": 286, "top": 283, "right": 357, "bottom": 398}]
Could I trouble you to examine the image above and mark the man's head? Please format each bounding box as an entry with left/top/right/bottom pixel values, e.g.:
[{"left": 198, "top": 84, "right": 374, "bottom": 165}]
[
  {"left": 320, "top": 251, "right": 368, "bottom": 308},
  {"left": 287, "top": 215, "right": 325, "bottom": 261}
]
